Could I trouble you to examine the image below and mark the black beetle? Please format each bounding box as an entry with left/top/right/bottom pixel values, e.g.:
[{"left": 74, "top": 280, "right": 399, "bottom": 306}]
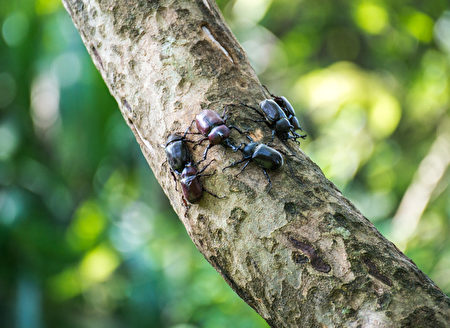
[
  {"left": 165, "top": 134, "right": 223, "bottom": 204},
  {"left": 165, "top": 133, "right": 192, "bottom": 174},
  {"left": 262, "top": 85, "right": 307, "bottom": 140},
  {"left": 191, "top": 108, "right": 245, "bottom": 160},
  {"left": 241, "top": 100, "right": 299, "bottom": 142},
  {"left": 240, "top": 88, "right": 306, "bottom": 142},
  {"left": 223, "top": 136, "right": 283, "bottom": 192}
]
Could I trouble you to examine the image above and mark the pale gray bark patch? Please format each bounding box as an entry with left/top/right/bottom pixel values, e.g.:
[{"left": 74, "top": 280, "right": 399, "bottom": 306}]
[{"left": 63, "top": 0, "right": 450, "bottom": 327}]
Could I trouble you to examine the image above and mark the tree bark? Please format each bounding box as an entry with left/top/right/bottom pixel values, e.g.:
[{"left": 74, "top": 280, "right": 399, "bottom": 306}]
[{"left": 62, "top": 0, "right": 450, "bottom": 326}]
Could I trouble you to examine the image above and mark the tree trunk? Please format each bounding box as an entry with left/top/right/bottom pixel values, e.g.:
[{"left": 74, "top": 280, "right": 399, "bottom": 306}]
[{"left": 62, "top": 0, "right": 450, "bottom": 326}]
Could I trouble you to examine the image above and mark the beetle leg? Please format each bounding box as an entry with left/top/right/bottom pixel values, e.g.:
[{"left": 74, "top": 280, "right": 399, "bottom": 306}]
[
  {"left": 193, "top": 137, "right": 209, "bottom": 149},
  {"left": 291, "top": 130, "right": 307, "bottom": 139},
  {"left": 240, "top": 103, "right": 266, "bottom": 119},
  {"left": 197, "top": 159, "right": 216, "bottom": 174},
  {"left": 262, "top": 84, "right": 276, "bottom": 98},
  {"left": 235, "top": 160, "right": 251, "bottom": 177},
  {"left": 228, "top": 125, "right": 247, "bottom": 134},
  {"left": 272, "top": 147, "right": 295, "bottom": 158},
  {"left": 183, "top": 120, "right": 196, "bottom": 137},
  {"left": 169, "top": 169, "right": 179, "bottom": 191},
  {"left": 202, "top": 144, "right": 215, "bottom": 160},
  {"left": 222, "top": 158, "right": 249, "bottom": 171},
  {"left": 227, "top": 142, "right": 246, "bottom": 152},
  {"left": 235, "top": 143, "right": 246, "bottom": 151},
  {"left": 198, "top": 169, "right": 216, "bottom": 178},
  {"left": 286, "top": 135, "right": 302, "bottom": 146},
  {"left": 261, "top": 169, "right": 272, "bottom": 192},
  {"left": 181, "top": 196, "right": 191, "bottom": 213},
  {"left": 223, "top": 139, "right": 240, "bottom": 152},
  {"left": 221, "top": 104, "right": 233, "bottom": 120},
  {"left": 203, "top": 188, "right": 226, "bottom": 199},
  {"left": 271, "top": 129, "right": 276, "bottom": 143}
]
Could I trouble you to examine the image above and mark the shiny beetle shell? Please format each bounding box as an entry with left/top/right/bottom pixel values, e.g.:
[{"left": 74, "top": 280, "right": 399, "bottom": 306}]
[
  {"left": 290, "top": 116, "right": 301, "bottom": 130},
  {"left": 180, "top": 165, "right": 203, "bottom": 203},
  {"left": 259, "top": 99, "right": 284, "bottom": 124},
  {"left": 275, "top": 117, "right": 291, "bottom": 134},
  {"left": 195, "top": 110, "right": 224, "bottom": 135},
  {"left": 275, "top": 96, "right": 296, "bottom": 117},
  {"left": 208, "top": 125, "right": 231, "bottom": 145},
  {"left": 252, "top": 144, "right": 284, "bottom": 170},
  {"left": 165, "top": 134, "right": 191, "bottom": 174}
]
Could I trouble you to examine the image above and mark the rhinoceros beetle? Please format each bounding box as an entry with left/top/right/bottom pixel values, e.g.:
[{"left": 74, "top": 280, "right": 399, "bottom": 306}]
[
  {"left": 241, "top": 100, "right": 299, "bottom": 142},
  {"left": 165, "top": 133, "right": 192, "bottom": 174},
  {"left": 223, "top": 136, "right": 284, "bottom": 192},
  {"left": 165, "top": 133, "right": 223, "bottom": 204},
  {"left": 190, "top": 108, "right": 245, "bottom": 161},
  {"left": 262, "top": 85, "right": 307, "bottom": 140},
  {"left": 180, "top": 160, "right": 222, "bottom": 204},
  {"left": 241, "top": 87, "right": 307, "bottom": 142}
]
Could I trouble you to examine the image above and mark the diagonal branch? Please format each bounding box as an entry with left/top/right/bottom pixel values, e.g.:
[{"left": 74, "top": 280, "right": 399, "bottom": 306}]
[
  {"left": 62, "top": 0, "right": 450, "bottom": 326},
  {"left": 391, "top": 119, "right": 450, "bottom": 250}
]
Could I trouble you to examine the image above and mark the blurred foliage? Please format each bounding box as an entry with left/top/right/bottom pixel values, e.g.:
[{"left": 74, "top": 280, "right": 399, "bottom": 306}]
[{"left": 0, "top": 0, "right": 449, "bottom": 327}]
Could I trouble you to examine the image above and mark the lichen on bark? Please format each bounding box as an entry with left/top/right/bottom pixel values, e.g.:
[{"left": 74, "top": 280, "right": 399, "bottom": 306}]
[{"left": 63, "top": 0, "right": 450, "bottom": 326}]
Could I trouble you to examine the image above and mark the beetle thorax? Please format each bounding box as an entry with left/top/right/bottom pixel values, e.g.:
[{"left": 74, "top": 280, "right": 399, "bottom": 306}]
[
  {"left": 181, "top": 164, "right": 197, "bottom": 178},
  {"left": 208, "top": 125, "right": 230, "bottom": 145},
  {"left": 243, "top": 142, "right": 258, "bottom": 158},
  {"left": 196, "top": 109, "right": 224, "bottom": 135}
]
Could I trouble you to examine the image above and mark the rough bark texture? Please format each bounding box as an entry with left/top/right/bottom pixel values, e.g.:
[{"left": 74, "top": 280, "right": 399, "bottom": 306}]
[{"left": 62, "top": 0, "right": 450, "bottom": 327}]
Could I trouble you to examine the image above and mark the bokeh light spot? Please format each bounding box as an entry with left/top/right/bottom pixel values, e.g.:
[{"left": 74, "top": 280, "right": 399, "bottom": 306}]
[
  {"left": 35, "top": 0, "right": 61, "bottom": 15},
  {"left": 355, "top": 1, "right": 388, "bottom": 34},
  {"left": 79, "top": 245, "right": 119, "bottom": 283},
  {"left": 67, "top": 201, "right": 106, "bottom": 250},
  {"left": 0, "top": 189, "right": 22, "bottom": 225},
  {"left": 30, "top": 73, "right": 60, "bottom": 132},
  {"left": 232, "top": 0, "right": 272, "bottom": 24},
  {"left": 404, "top": 10, "right": 434, "bottom": 43},
  {"left": 49, "top": 267, "right": 81, "bottom": 300},
  {"left": 2, "top": 12, "right": 29, "bottom": 47},
  {"left": 0, "top": 121, "right": 19, "bottom": 160},
  {"left": 369, "top": 94, "right": 401, "bottom": 138}
]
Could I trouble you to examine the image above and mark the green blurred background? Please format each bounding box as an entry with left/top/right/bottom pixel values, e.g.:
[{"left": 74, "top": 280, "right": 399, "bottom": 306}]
[{"left": 0, "top": 0, "right": 449, "bottom": 327}]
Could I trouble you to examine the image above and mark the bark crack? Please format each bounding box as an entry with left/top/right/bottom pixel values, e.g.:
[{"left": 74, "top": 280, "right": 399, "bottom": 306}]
[{"left": 202, "top": 25, "right": 234, "bottom": 63}]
